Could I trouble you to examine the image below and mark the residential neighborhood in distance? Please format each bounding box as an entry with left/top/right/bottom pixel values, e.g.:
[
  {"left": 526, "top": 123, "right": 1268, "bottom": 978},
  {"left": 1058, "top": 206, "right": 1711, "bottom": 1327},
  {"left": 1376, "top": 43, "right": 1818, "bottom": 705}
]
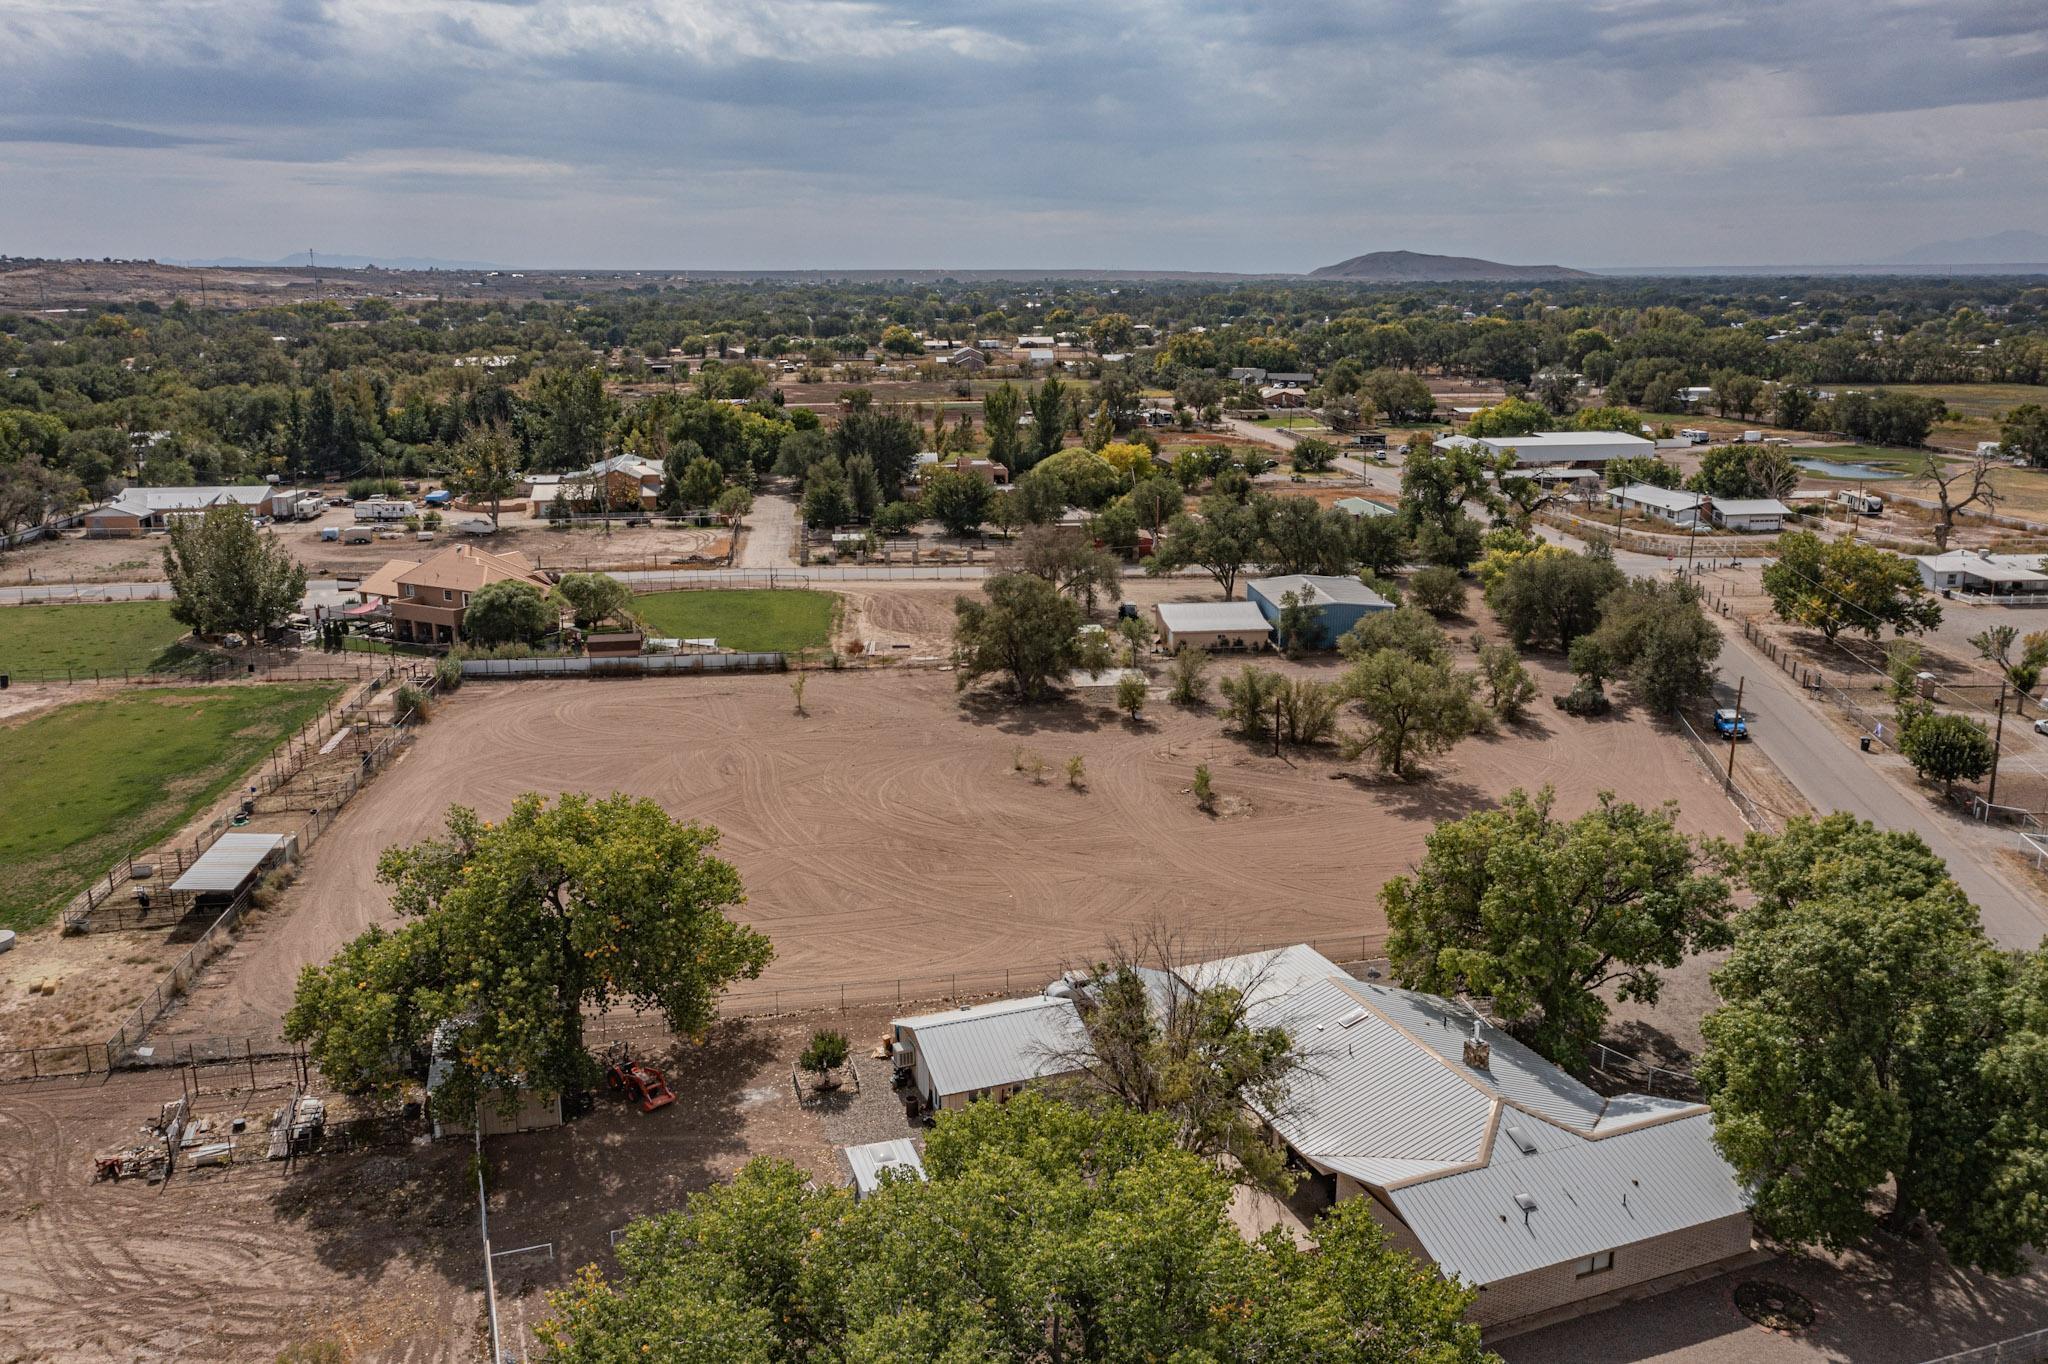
[{"left": 2, "top": 3, "right": 2046, "bottom": 1362}]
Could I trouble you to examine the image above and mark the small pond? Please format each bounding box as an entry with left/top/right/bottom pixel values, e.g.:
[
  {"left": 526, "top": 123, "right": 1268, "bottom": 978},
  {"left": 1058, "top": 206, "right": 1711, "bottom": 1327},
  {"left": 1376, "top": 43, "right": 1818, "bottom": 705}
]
[{"left": 1795, "top": 458, "right": 1903, "bottom": 480}]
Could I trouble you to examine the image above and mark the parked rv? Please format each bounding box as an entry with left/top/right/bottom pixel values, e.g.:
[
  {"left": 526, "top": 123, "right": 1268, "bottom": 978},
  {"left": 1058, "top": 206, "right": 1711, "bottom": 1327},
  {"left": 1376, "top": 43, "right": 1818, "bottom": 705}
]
[{"left": 353, "top": 499, "right": 416, "bottom": 522}]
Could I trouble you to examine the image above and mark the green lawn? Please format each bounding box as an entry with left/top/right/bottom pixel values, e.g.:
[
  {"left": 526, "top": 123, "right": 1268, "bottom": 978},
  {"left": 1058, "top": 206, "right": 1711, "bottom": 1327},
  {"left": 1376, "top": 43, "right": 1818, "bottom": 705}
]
[
  {"left": 0, "top": 602, "right": 203, "bottom": 680},
  {"left": 0, "top": 684, "right": 343, "bottom": 929},
  {"left": 632, "top": 589, "right": 839, "bottom": 653}
]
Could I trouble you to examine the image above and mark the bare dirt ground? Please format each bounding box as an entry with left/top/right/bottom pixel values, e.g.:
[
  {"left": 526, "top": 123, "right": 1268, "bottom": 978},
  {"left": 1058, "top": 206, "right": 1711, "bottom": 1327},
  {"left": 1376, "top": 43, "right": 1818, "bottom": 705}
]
[
  {"left": 0, "top": 508, "right": 730, "bottom": 586},
  {"left": 0, "top": 1004, "right": 872, "bottom": 1364},
  {"left": 149, "top": 643, "right": 1745, "bottom": 1048}
]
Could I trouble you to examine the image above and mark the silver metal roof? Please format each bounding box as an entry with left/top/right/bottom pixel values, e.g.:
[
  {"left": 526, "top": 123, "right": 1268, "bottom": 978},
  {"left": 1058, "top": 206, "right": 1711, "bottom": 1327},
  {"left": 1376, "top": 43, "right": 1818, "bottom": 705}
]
[
  {"left": 1186, "top": 945, "right": 1746, "bottom": 1285},
  {"left": 1156, "top": 601, "right": 1272, "bottom": 633},
  {"left": 1246, "top": 574, "right": 1393, "bottom": 609},
  {"left": 170, "top": 833, "right": 287, "bottom": 894},
  {"left": 894, "top": 995, "right": 1087, "bottom": 1098},
  {"left": 1332, "top": 497, "right": 1398, "bottom": 518},
  {"left": 1710, "top": 498, "right": 1790, "bottom": 516},
  {"left": 1612, "top": 483, "right": 1703, "bottom": 512},
  {"left": 1386, "top": 1111, "right": 1747, "bottom": 1286},
  {"left": 843, "top": 1139, "right": 926, "bottom": 1196}
]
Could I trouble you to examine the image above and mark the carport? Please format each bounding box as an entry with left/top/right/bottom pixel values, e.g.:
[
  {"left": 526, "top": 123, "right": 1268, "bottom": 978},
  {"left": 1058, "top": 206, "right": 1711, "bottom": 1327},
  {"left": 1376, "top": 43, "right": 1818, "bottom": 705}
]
[{"left": 169, "top": 832, "right": 292, "bottom": 910}]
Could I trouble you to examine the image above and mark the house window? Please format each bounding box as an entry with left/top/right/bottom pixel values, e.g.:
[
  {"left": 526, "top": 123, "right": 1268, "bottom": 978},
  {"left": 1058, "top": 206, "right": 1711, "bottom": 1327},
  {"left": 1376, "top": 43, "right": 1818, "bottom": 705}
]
[
  {"left": 1575, "top": 1250, "right": 1615, "bottom": 1278},
  {"left": 401, "top": 584, "right": 413, "bottom": 598},
  {"left": 442, "top": 589, "right": 453, "bottom": 602}
]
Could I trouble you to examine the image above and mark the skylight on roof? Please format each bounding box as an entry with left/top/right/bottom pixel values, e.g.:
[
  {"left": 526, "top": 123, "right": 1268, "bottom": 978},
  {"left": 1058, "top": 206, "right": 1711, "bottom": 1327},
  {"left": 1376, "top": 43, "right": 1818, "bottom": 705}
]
[{"left": 1337, "top": 1007, "right": 1368, "bottom": 1029}]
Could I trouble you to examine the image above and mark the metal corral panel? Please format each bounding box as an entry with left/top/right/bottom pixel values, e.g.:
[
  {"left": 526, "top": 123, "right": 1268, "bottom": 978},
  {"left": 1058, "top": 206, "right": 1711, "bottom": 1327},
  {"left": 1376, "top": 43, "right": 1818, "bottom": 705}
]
[
  {"left": 1386, "top": 1111, "right": 1748, "bottom": 1287},
  {"left": 843, "top": 1139, "right": 927, "bottom": 1198},
  {"left": 169, "top": 833, "right": 287, "bottom": 894},
  {"left": 894, "top": 996, "right": 1087, "bottom": 1100}
]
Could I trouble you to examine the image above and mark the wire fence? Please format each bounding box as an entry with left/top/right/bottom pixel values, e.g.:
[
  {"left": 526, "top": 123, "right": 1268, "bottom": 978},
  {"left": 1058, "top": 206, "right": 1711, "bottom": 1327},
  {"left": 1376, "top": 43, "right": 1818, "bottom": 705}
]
[
  {"left": 1671, "top": 707, "right": 1784, "bottom": 835},
  {"left": 60, "top": 663, "right": 425, "bottom": 932},
  {"left": 2, "top": 653, "right": 419, "bottom": 686}
]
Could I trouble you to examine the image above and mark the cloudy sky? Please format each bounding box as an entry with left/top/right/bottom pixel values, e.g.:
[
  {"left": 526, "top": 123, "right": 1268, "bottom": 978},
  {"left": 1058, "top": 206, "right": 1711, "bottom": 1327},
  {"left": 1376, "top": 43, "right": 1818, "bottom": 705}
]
[{"left": 2, "top": 0, "right": 2044, "bottom": 271}]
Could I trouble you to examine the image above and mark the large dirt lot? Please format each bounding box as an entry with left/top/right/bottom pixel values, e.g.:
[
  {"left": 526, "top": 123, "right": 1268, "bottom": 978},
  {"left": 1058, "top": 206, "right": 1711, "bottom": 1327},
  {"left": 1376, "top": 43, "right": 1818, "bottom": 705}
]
[
  {"left": 0, "top": 506, "right": 731, "bottom": 586},
  {"left": 148, "top": 644, "right": 1745, "bottom": 1048}
]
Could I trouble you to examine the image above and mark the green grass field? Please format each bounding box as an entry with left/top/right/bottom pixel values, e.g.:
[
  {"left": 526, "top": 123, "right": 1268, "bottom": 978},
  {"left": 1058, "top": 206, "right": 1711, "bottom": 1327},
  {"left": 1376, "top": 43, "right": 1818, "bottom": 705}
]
[
  {"left": 632, "top": 589, "right": 840, "bottom": 654},
  {"left": 0, "top": 684, "right": 343, "bottom": 929},
  {"left": 0, "top": 602, "right": 203, "bottom": 680}
]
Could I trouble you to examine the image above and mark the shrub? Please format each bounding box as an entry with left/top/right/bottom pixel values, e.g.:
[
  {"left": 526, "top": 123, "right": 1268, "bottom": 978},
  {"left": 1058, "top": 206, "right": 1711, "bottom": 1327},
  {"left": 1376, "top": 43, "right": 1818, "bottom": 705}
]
[
  {"left": 1409, "top": 566, "right": 1467, "bottom": 617},
  {"left": 393, "top": 683, "right": 429, "bottom": 722},
  {"left": 1066, "top": 754, "right": 1087, "bottom": 789},
  {"left": 1193, "top": 763, "right": 1216, "bottom": 812},
  {"left": 433, "top": 654, "right": 463, "bottom": 692},
  {"left": 1115, "top": 672, "right": 1148, "bottom": 721},
  {"left": 1219, "top": 664, "right": 1285, "bottom": 737},
  {"left": 1167, "top": 645, "right": 1210, "bottom": 705},
  {"left": 799, "top": 1029, "right": 850, "bottom": 1088}
]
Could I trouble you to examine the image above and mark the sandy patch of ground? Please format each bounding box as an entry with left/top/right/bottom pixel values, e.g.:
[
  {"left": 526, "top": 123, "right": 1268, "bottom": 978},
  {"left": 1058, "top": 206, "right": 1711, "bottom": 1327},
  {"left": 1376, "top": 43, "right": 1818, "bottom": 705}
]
[{"left": 148, "top": 649, "right": 1746, "bottom": 1048}]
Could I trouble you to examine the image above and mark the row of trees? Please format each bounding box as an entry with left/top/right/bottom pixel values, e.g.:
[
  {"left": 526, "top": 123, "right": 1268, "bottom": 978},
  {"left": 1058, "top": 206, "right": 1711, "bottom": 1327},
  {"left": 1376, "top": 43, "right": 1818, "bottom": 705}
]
[{"left": 1384, "top": 792, "right": 2048, "bottom": 1275}]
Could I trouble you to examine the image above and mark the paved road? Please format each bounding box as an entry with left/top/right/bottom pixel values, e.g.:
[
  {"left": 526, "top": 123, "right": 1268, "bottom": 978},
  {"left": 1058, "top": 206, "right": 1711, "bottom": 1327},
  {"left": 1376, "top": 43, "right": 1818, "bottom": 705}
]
[{"left": 1714, "top": 624, "right": 2048, "bottom": 948}]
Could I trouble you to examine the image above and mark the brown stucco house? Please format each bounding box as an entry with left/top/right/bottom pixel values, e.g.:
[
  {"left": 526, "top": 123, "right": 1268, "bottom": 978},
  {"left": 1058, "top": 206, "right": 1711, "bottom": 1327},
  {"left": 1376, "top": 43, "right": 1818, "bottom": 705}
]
[{"left": 359, "top": 544, "right": 553, "bottom": 645}]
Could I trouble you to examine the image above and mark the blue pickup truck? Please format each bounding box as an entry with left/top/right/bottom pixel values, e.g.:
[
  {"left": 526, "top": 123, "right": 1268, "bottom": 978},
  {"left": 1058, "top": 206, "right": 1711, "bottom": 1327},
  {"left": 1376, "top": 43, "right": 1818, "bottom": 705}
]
[{"left": 1713, "top": 708, "right": 1748, "bottom": 740}]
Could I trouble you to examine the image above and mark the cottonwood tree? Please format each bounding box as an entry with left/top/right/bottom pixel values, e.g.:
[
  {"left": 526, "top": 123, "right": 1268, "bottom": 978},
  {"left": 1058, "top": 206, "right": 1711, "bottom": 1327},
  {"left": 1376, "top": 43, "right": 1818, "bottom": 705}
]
[
  {"left": 1147, "top": 498, "right": 1262, "bottom": 597},
  {"left": 0, "top": 459, "right": 82, "bottom": 544},
  {"left": 285, "top": 794, "right": 773, "bottom": 1116},
  {"left": 982, "top": 382, "right": 1024, "bottom": 474},
  {"left": 1342, "top": 648, "right": 1480, "bottom": 777},
  {"left": 1702, "top": 815, "right": 2048, "bottom": 1272},
  {"left": 555, "top": 572, "right": 636, "bottom": 630},
  {"left": 1922, "top": 450, "right": 2000, "bottom": 551},
  {"left": 542, "top": 1096, "right": 1489, "bottom": 1364},
  {"left": 445, "top": 422, "right": 522, "bottom": 529},
  {"left": 462, "top": 579, "right": 553, "bottom": 647},
  {"left": 1383, "top": 787, "right": 1735, "bottom": 1064},
  {"left": 952, "top": 571, "right": 1108, "bottom": 701},
  {"left": 161, "top": 503, "right": 308, "bottom": 639},
  {"left": 1970, "top": 624, "right": 2048, "bottom": 703},
  {"left": 1762, "top": 531, "right": 1941, "bottom": 642},
  {"left": 1010, "top": 525, "right": 1122, "bottom": 609},
  {"left": 1492, "top": 546, "right": 1624, "bottom": 650}
]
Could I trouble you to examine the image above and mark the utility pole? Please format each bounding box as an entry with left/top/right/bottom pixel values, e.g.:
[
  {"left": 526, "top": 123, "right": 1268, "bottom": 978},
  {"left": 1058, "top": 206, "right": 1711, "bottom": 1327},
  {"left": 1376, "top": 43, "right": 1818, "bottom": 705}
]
[
  {"left": 1988, "top": 680, "right": 2008, "bottom": 809},
  {"left": 1272, "top": 694, "right": 1282, "bottom": 758},
  {"left": 1726, "top": 677, "right": 1744, "bottom": 783}
]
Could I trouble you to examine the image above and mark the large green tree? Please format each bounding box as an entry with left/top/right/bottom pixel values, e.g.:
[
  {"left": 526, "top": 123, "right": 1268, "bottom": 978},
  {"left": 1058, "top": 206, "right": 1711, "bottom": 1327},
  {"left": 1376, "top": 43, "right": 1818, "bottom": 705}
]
[
  {"left": 1585, "top": 576, "right": 1722, "bottom": 711},
  {"left": 285, "top": 794, "right": 773, "bottom": 1116},
  {"left": 462, "top": 579, "right": 554, "bottom": 647},
  {"left": 1762, "top": 531, "right": 1941, "bottom": 642},
  {"left": 1146, "top": 496, "right": 1263, "bottom": 597},
  {"left": 922, "top": 467, "right": 991, "bottom": 537},
  {"left": 1383, "top": 787, "right": 1736, "bottom": 1063},
  {"left": 952, "top": 571, "right": 1107, "bottom": 701},
  {"left": 1701, "top": 815, "right": 2048, "bottom": 1272},
  {"left": 541, "top": 1095, "right": 1490, "bottom": 1364},
  {"left": 1492, "top": 547, "right": 1625, "bottom": 651},
  {"left": 528, "top": 366, "right": 613, "bottom": 472},
  {"left": 981, "top": 382, "right": 1024, "bottom": 474},
  {"left": 1342, "top": 647, "right": 1481, "bottom": 777},
  {"left": 161, "top": 503, "right": 308, "bottom": 639}
]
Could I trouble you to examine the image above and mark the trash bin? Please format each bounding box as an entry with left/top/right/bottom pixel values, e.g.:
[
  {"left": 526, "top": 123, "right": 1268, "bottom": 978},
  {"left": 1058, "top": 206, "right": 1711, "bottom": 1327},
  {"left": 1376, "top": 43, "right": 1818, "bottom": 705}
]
[
  {"left": 1860, "top": 736, "right": 1871, "bottom": 752},
  {"left": 0, "top": 673, "right": 8, "bottom": 690}
]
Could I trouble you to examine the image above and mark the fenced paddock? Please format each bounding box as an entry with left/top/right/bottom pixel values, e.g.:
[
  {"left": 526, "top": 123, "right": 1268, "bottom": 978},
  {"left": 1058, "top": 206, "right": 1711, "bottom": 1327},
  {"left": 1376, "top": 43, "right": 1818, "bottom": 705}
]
[{"left": 460, "top": 651, "right": 785, "bottom": 679}]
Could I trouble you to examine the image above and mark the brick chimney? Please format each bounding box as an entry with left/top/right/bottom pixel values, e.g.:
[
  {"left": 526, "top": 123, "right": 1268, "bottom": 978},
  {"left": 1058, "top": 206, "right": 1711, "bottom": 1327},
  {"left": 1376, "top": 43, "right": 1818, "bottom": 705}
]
[{"left": 1462, "top": 1019, "right": 1490, "bottom": 1071}]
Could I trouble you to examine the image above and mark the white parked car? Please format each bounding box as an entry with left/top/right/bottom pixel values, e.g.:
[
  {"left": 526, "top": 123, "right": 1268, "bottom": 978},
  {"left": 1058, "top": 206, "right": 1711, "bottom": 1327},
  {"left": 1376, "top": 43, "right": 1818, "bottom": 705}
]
[{"left": 2033, "top": 718, "right": 2048, "bottom": 737}]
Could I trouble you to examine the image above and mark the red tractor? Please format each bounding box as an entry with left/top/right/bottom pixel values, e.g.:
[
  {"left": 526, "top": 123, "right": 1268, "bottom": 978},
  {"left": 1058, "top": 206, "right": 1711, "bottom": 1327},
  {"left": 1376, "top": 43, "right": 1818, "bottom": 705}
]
[{"left": 603, "top": 1045, "right": 676, "bottom": 1114}]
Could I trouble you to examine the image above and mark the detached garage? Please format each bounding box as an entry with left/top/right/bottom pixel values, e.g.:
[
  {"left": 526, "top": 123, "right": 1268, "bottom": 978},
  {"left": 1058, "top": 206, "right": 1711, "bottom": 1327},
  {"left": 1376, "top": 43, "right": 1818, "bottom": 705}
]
[{"left": 1155, "top": 600, "right": 1273, "bottom": 652}]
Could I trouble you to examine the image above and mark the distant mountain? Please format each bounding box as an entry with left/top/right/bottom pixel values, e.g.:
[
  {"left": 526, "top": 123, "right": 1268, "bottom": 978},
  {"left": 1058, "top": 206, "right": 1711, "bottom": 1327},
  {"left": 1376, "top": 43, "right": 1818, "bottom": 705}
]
[
  {"left": 165, "top": 252, "right": 504, "bottom": 271},
  {"left": 1309, "top": 250, "right": 1592, "bottom": 282},
  {"left": 1888, "top": 230, "right": 2048, "bottom": 266}
]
